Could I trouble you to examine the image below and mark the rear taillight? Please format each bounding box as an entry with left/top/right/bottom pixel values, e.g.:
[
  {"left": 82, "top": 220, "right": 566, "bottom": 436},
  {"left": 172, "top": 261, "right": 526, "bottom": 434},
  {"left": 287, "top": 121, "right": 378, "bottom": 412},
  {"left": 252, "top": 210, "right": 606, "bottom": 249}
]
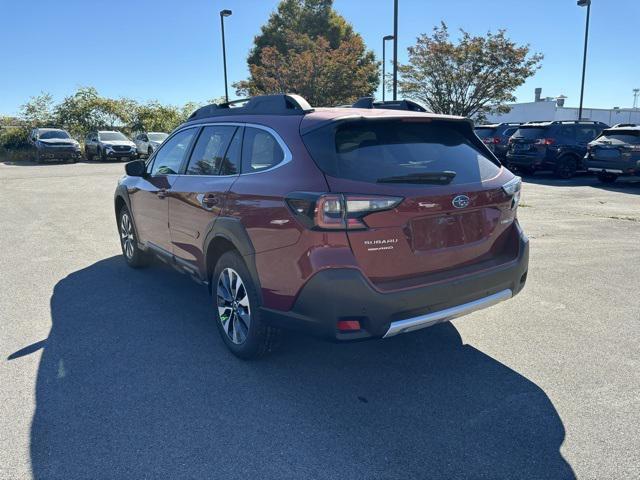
[
  {"left": 286, "top": 193, "right": 402, "bottom": 230},
  {"left": 535, "top": 138, "right": 555, "bottom": 145},
  {"left": 482, "top": 137, "right": 501, "bottom": 145},
  {"left": 502, "top": 176, "right": 522, "bottom": 210}
]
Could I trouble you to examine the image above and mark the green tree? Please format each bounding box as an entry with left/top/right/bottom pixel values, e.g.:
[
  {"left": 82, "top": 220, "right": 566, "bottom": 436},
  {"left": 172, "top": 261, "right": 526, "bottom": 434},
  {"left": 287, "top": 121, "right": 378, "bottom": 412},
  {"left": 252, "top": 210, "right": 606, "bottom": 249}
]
[
  {"left": 20, "top": 92, "right": 55, "bottom": 127},
  {"left": 235, "top": 0, "right": 378, "bottom": 106},
  {"left": 397, "top": 23, "right": 543, "bottom": 118},
  {"left": 130, "top": 101, "right": 184, "bottom": 133}
]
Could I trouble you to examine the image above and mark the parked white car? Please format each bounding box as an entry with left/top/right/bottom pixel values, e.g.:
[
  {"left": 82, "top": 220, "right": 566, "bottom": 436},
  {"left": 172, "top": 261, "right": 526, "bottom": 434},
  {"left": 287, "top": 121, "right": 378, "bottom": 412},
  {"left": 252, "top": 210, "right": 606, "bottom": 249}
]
[{"left": 133, "top": 132, "right": 169, "bottom": 157}]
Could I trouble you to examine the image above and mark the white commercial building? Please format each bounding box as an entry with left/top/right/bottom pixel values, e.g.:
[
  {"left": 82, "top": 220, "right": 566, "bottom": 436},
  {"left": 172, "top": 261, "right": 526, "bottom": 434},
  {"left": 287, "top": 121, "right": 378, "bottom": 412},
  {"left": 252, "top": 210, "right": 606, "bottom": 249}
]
[{"left": 485, "top": 88, "right": 640, "bottom": 126}]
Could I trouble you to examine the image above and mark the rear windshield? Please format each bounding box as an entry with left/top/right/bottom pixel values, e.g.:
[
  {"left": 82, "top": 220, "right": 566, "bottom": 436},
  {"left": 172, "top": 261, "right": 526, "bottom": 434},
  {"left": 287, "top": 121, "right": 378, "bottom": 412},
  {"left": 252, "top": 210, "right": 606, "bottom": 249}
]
[
  {"left": 598, "top": 130, "right": 640, "bottom": 144},
  {"left": 512, "top": 127, "right": 548, "bottom": 139},
  {"left": 474, "top": 127, "right": 496, "bottom": 138},
  {"left": 302, "top": 119, "right": 501, "bottom": 185},
  {"left": 39, "top": 130, "right": 70, "bottom": 139}
]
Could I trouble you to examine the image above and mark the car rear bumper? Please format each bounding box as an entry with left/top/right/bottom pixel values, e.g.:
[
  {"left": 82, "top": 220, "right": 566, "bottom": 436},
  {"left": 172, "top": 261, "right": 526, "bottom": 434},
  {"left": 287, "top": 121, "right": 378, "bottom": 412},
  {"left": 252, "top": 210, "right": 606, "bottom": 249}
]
[
  {"left": 261, "top": 223, "right": 529, "bottom": 341},
  {"left": 506, "top": 153, "right": 545, "bottom": 168},
  {"left": 585, "top": 158, "right": 640, "bottom": 176}
]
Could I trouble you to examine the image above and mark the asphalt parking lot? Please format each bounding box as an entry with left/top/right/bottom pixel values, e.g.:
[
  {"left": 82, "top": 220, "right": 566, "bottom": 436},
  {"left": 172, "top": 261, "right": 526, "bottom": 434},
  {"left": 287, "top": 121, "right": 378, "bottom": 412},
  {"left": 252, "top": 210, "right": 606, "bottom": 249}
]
[{"left": 1, "top": 158, "right": 639, "bottom": 480}]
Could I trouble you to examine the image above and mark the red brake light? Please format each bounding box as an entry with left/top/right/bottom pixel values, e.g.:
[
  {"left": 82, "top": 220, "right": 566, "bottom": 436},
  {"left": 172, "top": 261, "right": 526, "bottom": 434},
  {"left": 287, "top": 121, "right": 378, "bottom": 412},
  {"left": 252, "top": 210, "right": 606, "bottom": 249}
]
[
  {"left": 286, "top": 193, "right": 402, "bottom": 231},
  {"left": 536, "top": 138, "right": 555, "bottom": 145}
]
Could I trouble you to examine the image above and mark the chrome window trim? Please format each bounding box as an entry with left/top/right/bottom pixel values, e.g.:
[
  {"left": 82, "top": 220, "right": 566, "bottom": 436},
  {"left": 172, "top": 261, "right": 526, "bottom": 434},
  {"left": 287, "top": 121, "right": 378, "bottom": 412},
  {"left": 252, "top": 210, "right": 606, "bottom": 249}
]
[{"left": 169, "top": 122, "right": 292, "bottom": 178}]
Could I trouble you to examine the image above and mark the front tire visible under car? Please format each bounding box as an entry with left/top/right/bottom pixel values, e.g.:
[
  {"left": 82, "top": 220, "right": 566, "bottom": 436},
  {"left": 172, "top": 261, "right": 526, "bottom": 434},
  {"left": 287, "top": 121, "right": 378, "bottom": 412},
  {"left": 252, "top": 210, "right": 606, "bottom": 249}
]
[
  {"left": 555, "top": 155, "right": 578, "bottom": 179},
  {"left": 213, "top": 251, "right": 280, "bottom": 359},
  {"left": 118, "top": 206, "right": 150, "bottom": 268}
]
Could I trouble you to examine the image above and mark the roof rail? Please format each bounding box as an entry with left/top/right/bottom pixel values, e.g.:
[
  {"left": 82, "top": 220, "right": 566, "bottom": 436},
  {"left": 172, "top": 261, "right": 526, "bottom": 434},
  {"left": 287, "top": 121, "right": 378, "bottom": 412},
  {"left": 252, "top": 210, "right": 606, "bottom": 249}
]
[
  {"left": 352, "top": 97, "right": 428, "bottom": 112},
  {"left": 187, "top": 94, "right": 314, "bottom": 121}
]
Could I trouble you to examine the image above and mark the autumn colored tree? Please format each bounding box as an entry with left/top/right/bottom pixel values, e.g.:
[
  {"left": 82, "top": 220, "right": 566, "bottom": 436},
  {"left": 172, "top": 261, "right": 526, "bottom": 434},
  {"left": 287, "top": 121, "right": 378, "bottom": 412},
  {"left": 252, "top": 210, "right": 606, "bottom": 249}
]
[
  {"left": 398, "top": 23, "right": 543, "bottom": 118},
  {"left": 234, "top": 0, "right": 378, "bottom": 106}
]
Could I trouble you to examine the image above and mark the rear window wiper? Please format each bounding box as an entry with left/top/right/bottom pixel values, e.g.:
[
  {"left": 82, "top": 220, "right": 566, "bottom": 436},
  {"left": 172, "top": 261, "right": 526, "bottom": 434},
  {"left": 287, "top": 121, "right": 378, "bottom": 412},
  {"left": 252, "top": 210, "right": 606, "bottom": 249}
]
[{"left": 376, "top": 171, "right": 456, "bottom": 184}]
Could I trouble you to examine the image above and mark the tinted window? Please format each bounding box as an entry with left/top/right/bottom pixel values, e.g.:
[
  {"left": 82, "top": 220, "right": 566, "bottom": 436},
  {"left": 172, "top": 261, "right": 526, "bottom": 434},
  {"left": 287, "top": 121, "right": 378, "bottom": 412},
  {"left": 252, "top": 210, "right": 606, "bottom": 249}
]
[
  {"left": 576, "top": 125, "right": 598, "bottom": 142},
  {"left": 303, "top": 119, "right": 501, "bottom": 185},
  {"left": 242, "top": 127, "right": 284, "bottom": 173},
  {"left": 99, "top": 132, "right": 128, "bottom": 141},
  {"left": 559, "top": 124, "right": 576, "bottom": 139},
  {"left": 474, "top": 127, "right": 496, "bottom": 138},
  {"left": 186, "top": 125, "right": 237, "bottom": 176},
  {"left": 597, "top": 130, "right": 640, "bottom": 144},
  {"left": 503, "top": 127, "right": 518, "bottom": 138},
  {"left": 221, "top": 128, "right": 242, "bottom": 175},
  {"left": 150, "top": 128, "right": 196, "bottom": 175},
  {"left": 39, "top": 130, "right": 70, "bottom": 140},
  {"left": 513, "top": 127, "right": 548, "bottom": 139}
]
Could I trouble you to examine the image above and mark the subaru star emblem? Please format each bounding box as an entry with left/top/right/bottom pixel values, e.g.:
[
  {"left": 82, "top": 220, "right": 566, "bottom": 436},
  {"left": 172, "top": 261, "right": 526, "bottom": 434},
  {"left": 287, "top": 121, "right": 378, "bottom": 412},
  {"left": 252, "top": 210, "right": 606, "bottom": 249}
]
[{"left": 452, "top": 195, "right": 470, "bottom": 209}]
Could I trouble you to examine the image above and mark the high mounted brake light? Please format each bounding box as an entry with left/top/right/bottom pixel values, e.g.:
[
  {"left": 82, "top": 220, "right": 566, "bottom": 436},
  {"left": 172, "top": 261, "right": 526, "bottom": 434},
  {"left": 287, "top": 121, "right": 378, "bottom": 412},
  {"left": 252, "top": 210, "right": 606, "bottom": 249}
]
[{"left": 286, "top": 193, "right": 403, "bottom": 231}]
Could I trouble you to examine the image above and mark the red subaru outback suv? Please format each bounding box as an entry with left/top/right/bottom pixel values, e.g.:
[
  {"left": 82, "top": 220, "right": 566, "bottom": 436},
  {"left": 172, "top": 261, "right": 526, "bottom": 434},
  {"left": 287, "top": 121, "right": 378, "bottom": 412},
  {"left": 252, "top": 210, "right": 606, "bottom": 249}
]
[{"left": 114, "top": 94, "right": 528, "bottom": 359}]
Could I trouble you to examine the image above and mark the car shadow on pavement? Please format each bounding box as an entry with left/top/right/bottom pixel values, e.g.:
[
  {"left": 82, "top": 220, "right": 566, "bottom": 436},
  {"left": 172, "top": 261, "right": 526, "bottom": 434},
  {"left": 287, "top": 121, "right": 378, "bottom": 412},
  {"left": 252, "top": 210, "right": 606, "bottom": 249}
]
[{"left": 27, "top": 256, "right": 575, "bottom": 480}]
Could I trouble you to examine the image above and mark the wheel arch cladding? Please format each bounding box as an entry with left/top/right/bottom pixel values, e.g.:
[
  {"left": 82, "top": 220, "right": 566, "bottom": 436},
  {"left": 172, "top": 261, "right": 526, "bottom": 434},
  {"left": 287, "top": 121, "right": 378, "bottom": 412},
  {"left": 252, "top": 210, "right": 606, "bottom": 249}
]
[{"left": 204, "top": 217, "right": 262, "bottom": 302}]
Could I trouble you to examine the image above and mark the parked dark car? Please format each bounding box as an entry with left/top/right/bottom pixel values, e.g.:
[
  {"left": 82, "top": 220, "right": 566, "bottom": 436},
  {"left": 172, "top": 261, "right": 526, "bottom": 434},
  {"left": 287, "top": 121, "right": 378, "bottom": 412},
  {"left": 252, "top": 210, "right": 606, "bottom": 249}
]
[
  {"left": 585, "top": 125, "right": 640, "bottom": 183},
  {"left": 474, "top": 123, "right": 521, "bottom": 160},
  {"left": 29, "top": 128, "right": 82, "bottom": 163},
  {"left": 506, "top": 120, "right": 608, "bottom": 178},
  {"left": 114, "top": 94, "right": 529, "bottom": 359},
  {"left": 85, "top": 130, "right": 137, "bottom": 162}
]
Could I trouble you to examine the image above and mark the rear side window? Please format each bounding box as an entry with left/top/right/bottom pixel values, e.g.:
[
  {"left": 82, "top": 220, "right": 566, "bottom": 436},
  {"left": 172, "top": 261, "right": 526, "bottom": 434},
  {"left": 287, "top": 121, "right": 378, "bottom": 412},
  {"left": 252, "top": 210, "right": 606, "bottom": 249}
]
[
  {"left": 241, "top": 127, "right": 285, "bottom": 173},
  {"left": 576, "top": 125, "right": 598, "bottom": 142},
  {"left": 150, "top": 128, "right": 196, "bottom": 175},
  {"left": 186, "top": 125, "right": 237, "bottom": 175},
  {"left": 302, "top": 120, "right": 501, "bottom": 185},
  {"left": 503, "top": 127, "right": 518, "bottom": 137},
  {"left": 474, "top": 127, "right": 496, "bottom": 138}
]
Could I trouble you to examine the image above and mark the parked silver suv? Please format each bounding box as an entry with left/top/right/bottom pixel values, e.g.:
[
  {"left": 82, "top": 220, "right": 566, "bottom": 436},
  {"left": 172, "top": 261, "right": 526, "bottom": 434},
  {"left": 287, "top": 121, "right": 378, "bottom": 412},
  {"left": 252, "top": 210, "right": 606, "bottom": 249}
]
[
  {"left": 133, "top": 132, "right": 168, "bottom": 157},
  {"left": 85, "top": 131, "right": 137, "bottom": 162}
]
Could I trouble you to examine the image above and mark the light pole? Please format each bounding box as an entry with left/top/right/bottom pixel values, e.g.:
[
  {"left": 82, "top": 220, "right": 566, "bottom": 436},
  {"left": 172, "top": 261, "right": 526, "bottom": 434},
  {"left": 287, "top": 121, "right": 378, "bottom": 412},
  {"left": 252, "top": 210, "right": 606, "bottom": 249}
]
[
  {"left": 220, "top": 9, "right": 232, "bottom": 103},
  {"left": 382, "top": 35, "right": 394, "bottom": 101},
  {"left": 577, "top": 0, "right": 591, "bottom": 121},
  {"left": 392, "top": 0, "right": 399, "bottom": 100}
]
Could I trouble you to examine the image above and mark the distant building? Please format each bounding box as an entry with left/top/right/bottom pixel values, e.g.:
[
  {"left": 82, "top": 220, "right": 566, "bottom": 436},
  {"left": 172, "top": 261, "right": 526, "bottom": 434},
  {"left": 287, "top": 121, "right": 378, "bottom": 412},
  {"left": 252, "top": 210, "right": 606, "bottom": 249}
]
[{"left": 486, "top": 88, "right": 640, "bottom": 126}]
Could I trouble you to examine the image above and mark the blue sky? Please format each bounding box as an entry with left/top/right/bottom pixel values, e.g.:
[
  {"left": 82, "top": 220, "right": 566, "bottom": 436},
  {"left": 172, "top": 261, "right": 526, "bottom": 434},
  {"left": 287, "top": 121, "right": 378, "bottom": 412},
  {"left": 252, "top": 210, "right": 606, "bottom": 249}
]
[{"left": 0, "top": 0, "right": 638, "bottom": 116}]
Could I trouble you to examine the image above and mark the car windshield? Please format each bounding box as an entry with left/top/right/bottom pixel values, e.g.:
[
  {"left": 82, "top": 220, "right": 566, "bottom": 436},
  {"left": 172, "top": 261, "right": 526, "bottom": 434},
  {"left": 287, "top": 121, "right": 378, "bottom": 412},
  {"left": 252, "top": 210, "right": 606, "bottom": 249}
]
[
  {"left": 99, "top": 132, "right": 128, "bottom": 141},
  {"left": 597, "top": 130, "right": 640, "bottom": 145},
  {"left": 303, "top": 119, "right": 501, "bottom": 185},
  {"left": 148, "top": 133, "right": 168, "bottom": 142},
  {"left": 512, "top": 127, "right": 548, "bottom": 139},
  {"left": 39, "top": 130, "right": 70, "bottom": 140},
  {"left": 474, "top": 127, "right": 496, "bottom": 138}
]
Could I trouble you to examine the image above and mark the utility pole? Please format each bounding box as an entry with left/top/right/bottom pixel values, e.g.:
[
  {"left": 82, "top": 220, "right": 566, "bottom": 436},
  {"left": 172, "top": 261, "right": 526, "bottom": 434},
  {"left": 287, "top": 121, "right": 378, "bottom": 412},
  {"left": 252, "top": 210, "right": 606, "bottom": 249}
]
[
  {"left": 382, "top": 35, "right": 394, "bottom": 102},
  {"left": 392, "top": 0, "right": 399, "bottom": 101},
  {"left": 577, "top": 0, "right": 591, "bottom": 121},
  {"left": 220, "top": 9, "right": 232, "bottom": 103}
]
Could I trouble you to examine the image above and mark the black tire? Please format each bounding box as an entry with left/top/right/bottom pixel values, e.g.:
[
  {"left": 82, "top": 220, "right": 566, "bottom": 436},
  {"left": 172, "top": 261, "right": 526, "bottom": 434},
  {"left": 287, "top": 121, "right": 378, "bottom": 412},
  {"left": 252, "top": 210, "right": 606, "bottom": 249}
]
[
  {"left": 555, "top": 155, "right": 578, "bottom": 179},
  {"left": 597, "top": 172, "right": 618, "bottom": 184},
  {"left": 100, "top": 148, "right": 107, "bottom": 162},
  {"left": 85, "top": 150, "right": 92, "bottom": 162},
  {"left": 212, "top": 251, "right": 280, "bottom": 359},
  {"left": 35, "top": 150, "right": 43, "bottom": 164},
  {"left": 117, "top": 206, "right": 150, "bottom": 268}
]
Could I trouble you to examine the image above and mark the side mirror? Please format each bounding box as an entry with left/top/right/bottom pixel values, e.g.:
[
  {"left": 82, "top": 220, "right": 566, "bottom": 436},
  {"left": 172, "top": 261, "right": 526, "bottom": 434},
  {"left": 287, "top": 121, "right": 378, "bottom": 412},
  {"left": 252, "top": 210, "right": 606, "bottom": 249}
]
[{"left": 125, "top": 159, "right": 147, "bottom": 177}]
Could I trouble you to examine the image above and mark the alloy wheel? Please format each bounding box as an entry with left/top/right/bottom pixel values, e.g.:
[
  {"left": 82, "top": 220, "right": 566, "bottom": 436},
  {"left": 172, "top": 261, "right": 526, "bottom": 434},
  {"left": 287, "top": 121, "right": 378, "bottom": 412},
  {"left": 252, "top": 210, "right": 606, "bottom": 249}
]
[
  {"left": 217, "top": 268, "right": 251, "bottom": 344},
  {"left": 120, "top": 212, "right": 135, "bottom": 259}
]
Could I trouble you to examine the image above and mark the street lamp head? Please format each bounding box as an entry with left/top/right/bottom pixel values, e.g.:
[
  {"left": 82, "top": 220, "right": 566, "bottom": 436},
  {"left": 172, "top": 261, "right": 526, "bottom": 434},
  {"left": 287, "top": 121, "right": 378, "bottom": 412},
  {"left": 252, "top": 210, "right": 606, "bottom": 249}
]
[
  {"left": 220, "top": 9, "right": 232, "bottom": 17},
  {"left": 577, "top": 0, "right": 591, "bottom": 7},
  {"left": 383, "top": 35, "right": 394, "bottom": 41}
]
